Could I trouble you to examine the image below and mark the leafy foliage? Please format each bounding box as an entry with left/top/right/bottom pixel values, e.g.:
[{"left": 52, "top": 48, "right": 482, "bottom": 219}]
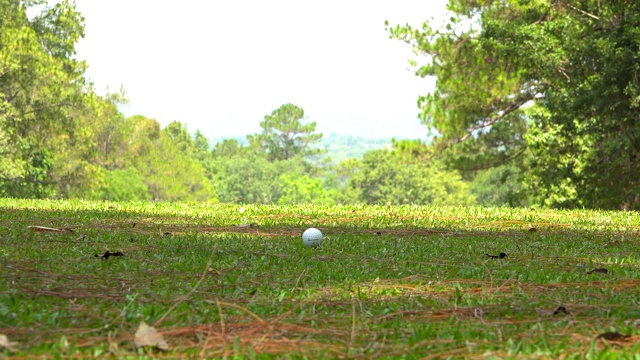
[
  {"left": 389, "top": 0, "right": 640, "bottom": 209},
  {"left": 0, "top": 0, "right": 90, "bottom": 197},
  {"left": 470, "top": 163, "right": 529, "bottom": 208},
  {"left": 125, "top": 117, "right": 216, "bottom": 202},
  {"left": 0, "top": 2, "right": 527, "bottom": 207},
  {"left": 248, "top": 103, "right": 325, "bottom": 161},
  {"left": 95, "top": 167, "right": 150, "bottom": 201},
  {"left": 348, "top": 147, "right": 475, "bottom": 205},
  {"left": 278, "top": 173, "right": 335, "bottom": 205},
  {"left": 210, "top": 152, "right": 285, "bottom": 204}
]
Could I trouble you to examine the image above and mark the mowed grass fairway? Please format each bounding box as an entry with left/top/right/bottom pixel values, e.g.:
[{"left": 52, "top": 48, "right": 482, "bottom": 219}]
[{"left": 1, "top": 199, "right": 640, "bottom": 358}]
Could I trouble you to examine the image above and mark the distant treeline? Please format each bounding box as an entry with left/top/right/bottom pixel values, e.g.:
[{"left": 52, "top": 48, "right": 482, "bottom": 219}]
[
  {"left": 212, "top": 134, "right": 393, "bottom": 164},
  {"left": 4, "top": 1, "right": 639, "bottom": 209},
  {"left": 0, "top": 1, "right": 503, "bottom": 206}
]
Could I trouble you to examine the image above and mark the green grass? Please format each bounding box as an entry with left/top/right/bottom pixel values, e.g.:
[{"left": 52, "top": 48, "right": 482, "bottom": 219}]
[{"left": 1, "top": 199, "right": 640, "bottom": 358}]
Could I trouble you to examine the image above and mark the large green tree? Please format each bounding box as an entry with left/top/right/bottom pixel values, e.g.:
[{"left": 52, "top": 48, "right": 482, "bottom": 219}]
[
  {"left": 389, "top": 0, "right": 640, "bottom": 209},
  {"left": 0, "top": 0, "right": 96, "bottom": 198},
  {"left": 348, "top": 145, "right": 475, "bottom": 206},
  {"left": 163, "top": 120, "right": 212, "bottom": 169},
  {"left": 248, "top": 103, "right": 324, "bottom": 162},
  {"left": 94, "top": 166, "right": 150, "bottom": 201},
  {"left": 124, "top": 116, "right": 217, "bottom": 202},
  {"left": 209, "top": 134, "right": 336, "bottom": 204}
]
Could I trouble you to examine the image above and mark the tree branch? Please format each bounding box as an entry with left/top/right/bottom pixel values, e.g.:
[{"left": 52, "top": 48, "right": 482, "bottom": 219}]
[
  {"left": 454, "top": 145, "right": 528, "bottom": 172},
  {"left": 563, "top": 2, "right": 600, "bottom": 20},
  {"left": 532, "top": 9, "right": 550, "bottom": 25},
  {"left": 454, "top": 91, "right": 540, "bottom": 145}
]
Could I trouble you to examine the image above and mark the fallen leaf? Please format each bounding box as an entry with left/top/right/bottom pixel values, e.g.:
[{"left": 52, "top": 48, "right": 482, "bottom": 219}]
[
  {"left": 95, "top": 251, "right": 124, "bottom": 260},
  {"left": 596, "top": 332, "right": 631, "bottom": 341},
  {"left": 0, "top": 334, "right": 18, "bottom": 352},
  {"left": 134, "top": 321, "right": 169, "bottom": 350},
  {"left": 536, "top": 305, "right": 570, "bottom": 316},
  {"left": 587, "top": 268, "right": 608, "bottom": 275},
  {"left": 553, "top": 305, "right": 569, "bottom": 315},
  {"left": 74, "top": 234, "right": 87, "bottom": 241},
  {"left": 108, "top": 331, "right": 119, "bottom": 354}
]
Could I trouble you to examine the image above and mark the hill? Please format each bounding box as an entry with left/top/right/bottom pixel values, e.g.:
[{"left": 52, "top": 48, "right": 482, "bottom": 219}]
[
  {"left": 316, "top": 132, "right": 392, "bottom": 163},
  {"left": 211, "top": 133, "right": 393, "bottom": 163}
]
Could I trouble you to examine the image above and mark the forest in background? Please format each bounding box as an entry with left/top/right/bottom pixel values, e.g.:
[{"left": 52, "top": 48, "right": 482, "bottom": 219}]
[
  {"left": 212, "top": 134, "right": 393, "bottom": 165},
  {"left": 1, "top": 1, "right": 638, "bottom": 209}
]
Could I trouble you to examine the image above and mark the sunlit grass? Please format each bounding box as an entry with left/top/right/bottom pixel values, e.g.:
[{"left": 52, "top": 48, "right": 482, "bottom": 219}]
[{"left": 1, "top": 199, "right": 640, "bottom": 358}]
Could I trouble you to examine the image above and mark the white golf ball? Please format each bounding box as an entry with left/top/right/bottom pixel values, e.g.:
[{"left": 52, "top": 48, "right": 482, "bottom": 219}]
[{"left": 302, "top": 228, "right": 323, "bottom": 247}]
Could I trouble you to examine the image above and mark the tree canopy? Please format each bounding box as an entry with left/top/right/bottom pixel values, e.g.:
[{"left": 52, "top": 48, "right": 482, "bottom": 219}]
[
  {"left": 9, "top": 0, "right": 638, "bottom": 209},
  {"left": 0, "top": 0, "right": 90, "bottom": 197},
  {"left": 248, "top": 103, "right": 325, "bottom": 161},
  {"left": 389, "top": 0, "right": 640, "bottom": 209},
  {"left": 348, "top": 143, "right": 475, "bottom": 206}
]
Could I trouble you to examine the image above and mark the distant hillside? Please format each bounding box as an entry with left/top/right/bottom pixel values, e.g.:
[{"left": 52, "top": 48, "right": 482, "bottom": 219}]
[
  {"left": 210, "top": 133, "right": 393, "bottom": 163},
  {"left": 317, "top": 133, "right": 391, "bottom": 163},
  {"left": 210, "top": 135, "right": 249, "bottom": 147}
]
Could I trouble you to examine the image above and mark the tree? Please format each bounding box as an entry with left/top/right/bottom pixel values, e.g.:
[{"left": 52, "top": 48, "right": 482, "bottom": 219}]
[
  {"left": 127, "top": 117, "right": 216, "bottom": 201},
  {"left": 387, "top": 6, "right": 531, "bottom": 172},
  {"left": 87, "top": 87, "right": 130, "bottom": 168},
  {"left": 389, "top": 1, "right": 640, "bottom": 209},
  {"left": 349, "top": 149, "right": 475, "bottom": 206},
  {"left": 210, "top": 154, "right": 282, "bottom": 204},
  {"left": 163, "top": 120, "right": 194, "bottom": 154},
  {"left": 95, "top": 167, "right": 150, "bottom": 201},
  {"left": 192, "top": 130, "right": 212, "bottom": 163},
  {"left": 210, "top": 150, "right": 312, "bottom": 204},
  {"left": 92, "top": 115, "right": 216, "bottom": 202},
  {"left": 278, "top": 173, "right": 336, "bottom": 205},
  {"left": 212, "top": 138, "right": 248, "bottom": 158},
  {"left": 248, "top": 103, "right": 324, "bottom": 161},
  {"left": 470, "top": 164, "right": 529, "bottom": 208},
  {"left": 324, "top": 158, "right": 362, "bottom": 204},
  {"left": 0, "top": 0, "right": 91, "bottom": 197}
]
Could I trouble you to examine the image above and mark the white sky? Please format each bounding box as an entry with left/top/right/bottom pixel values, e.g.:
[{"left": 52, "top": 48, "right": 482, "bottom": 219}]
[{"left": 72, "top": 1, "right": 449, "bottom": 139}]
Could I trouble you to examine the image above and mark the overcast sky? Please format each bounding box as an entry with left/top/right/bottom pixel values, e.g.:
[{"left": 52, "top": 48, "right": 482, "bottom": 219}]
[{"left": 71, "top": 1, "right": 448, "bottom": 139}]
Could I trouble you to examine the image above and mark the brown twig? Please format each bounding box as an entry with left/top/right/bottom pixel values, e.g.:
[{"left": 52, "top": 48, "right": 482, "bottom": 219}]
[
  {"left": 478, "top": 255, "right": 494, "bottom": 291},
  {"left": 349, "top": 300, "right": 357, "bottom": 356},
  {"left": 200, "top": 299, "right": 225, "bottom": 358},
  {"left": 564, "top": 3, "right": 600, "bottom": 20}
]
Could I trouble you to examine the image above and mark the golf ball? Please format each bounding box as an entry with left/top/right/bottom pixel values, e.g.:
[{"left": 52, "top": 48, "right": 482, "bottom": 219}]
[{"left": 302, "top": 228, "right": 323, "bottom": 247}]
